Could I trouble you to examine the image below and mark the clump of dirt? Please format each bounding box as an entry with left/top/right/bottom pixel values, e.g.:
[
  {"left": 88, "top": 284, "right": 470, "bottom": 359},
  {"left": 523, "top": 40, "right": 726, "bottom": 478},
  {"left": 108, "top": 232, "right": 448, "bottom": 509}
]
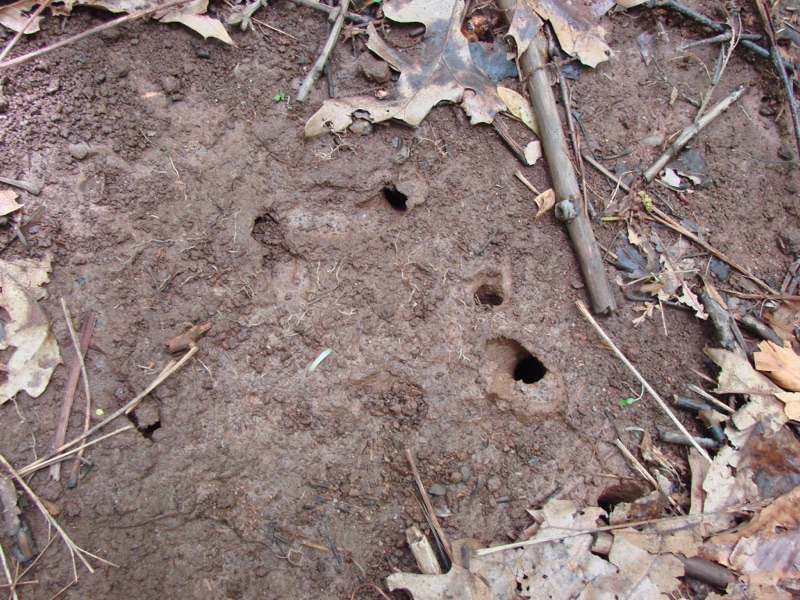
[{"left": 0, "top": 1, "right": 797, "bottom": 598}]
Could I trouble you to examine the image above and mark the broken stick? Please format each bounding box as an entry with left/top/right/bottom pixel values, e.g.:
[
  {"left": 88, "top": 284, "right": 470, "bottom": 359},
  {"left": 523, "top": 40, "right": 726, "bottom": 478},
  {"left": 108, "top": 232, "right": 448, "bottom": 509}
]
[
  {"left": 296, "top": 1, "right": 347, "bottom": 103},
  {"left": 643, "top": 85, "right": 745, "bottom": 182},
  {"left": 498, "top": 0, "right": 616, "bottom": 314}
]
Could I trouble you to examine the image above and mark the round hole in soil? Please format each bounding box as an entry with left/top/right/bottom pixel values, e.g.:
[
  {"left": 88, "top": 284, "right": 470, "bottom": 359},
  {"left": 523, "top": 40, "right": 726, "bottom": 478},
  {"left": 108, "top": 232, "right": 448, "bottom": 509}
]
[
  {"left": 475, "top": 284, "right": 503, "bottom": 306},
  {"left": 383, "top": 186, "right": 408, "bottom": 211},
  {"left": 513, "top": 355, "right": 546, "bottom": 384}
]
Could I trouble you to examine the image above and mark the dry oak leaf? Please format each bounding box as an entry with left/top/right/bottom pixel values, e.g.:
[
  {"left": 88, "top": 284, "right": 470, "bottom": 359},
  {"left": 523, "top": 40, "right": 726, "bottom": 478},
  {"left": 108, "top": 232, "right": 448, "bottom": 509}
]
[
  {"left": 0, "top": 256, "right": 61, "bottom": 404},
  {"left": 754, "top": 340, "right": 800, "bottom": 392},
  {"left": 4, "top": 0, "right": 233, "bottom": 44},
  {"left": 0, "top": 190, "right": 23, "bottom": 217},
  {"left": 387, "top": 565, "right": 494, "bottom": 600},
  {"left": 0, "top": 0, "right": 42, "bottom": 34},
  {"left": 305, "top": 0, "right": 506, "bottom": 136},
  {"left": 524, "top": 0, "right": 612, "bottom": 68}
]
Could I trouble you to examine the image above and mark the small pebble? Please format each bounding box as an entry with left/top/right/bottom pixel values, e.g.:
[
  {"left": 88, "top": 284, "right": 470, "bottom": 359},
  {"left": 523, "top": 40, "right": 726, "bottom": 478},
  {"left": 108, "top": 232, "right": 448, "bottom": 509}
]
[
  {"left": 0, "top": 96, "right": 8, "bottom": 113},
  {"left": 486, "top": 476, "right": 502, "bottom": 493},
  {"left": 196, "top": 48, "right": 211, "bottom": 59},
  {"left": 349, "top": 119, "right": 373, "bottom": 135},
  {"left": 161, "top": 76, "right": 181, "bottom": 94},
  {"left": 428, "top": 483, "right": 446, "bottom": 496},
  {"left": 459, "top": 465, "right": 471, "bottom": 481},
  {"left": 449, "top": 471, "right": 462, "bottom": 484},
  {"left": 68, "top": 142, "right": 90, "bottom": 160}
]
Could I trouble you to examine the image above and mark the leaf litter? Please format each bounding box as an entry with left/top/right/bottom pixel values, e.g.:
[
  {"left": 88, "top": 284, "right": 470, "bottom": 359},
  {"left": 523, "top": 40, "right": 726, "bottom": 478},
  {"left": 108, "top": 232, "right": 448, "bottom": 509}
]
[{"left": 0, "top": 255, "right": 61, "bottom": 405}]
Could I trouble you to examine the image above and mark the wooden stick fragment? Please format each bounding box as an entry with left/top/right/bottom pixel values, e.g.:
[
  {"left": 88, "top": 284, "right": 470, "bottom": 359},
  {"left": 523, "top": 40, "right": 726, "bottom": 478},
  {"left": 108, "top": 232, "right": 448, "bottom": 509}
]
[
  {"left": 643, "top": 85, "right": 745, "bottom": 182},
  {"left": 404, "top": 449, "right": 453, "bottom": 565},
  {"left": 576, "top": 300, "right": 713, "bottom": 463},
  {"left": 50, "top": 308, "right": 95, "bottom": 480},
  {"left": 0, "top": 453, "right": 118, "bottom": 574},
  {"left": 497, "top": 0, "right": 616, "bottom": 314},
  {"left": 165, "top": 321, "right": 212, "bottom": 353},
  {"left": 296, "top": 1, "right": 347, "bottom": 103},
  {"left": 0, "top": 0, "right": 195, "bottom": 71},
  {"left": 0, "top": 541, "right": 17, "bottom": 600},
  {"left": 289, "top": 0, "right": 371, "bottom": 24},
  {"left": 755, "top": 0, "right": 800, "bottom": 162},
  {"left": 406, "top": 525, "right": 442, "bottom": 575}
]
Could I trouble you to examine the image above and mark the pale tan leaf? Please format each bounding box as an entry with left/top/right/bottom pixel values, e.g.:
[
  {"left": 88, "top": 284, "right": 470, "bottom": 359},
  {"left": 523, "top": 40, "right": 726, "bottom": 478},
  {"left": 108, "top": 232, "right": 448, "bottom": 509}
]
[
  {"left": 159, "top": 12, "right": 233, "bottom": 44},
  {"left": 627, "top": 224, "right": 642, "bottom": 246},
  {"left": 524, "top": 141, "right": 542, "bottom": 166},
  {"left": 764, "top": 301, "right": 800, "bottom": 343},
  {"left": 0, "top": 190, "right": 22, "bottom": 217},
  {"left": 776, "top": 391, "right": 800, "bottom": 420},
  {"left": 0, "top": 0, "right": 42, "bottom": 34},
  {"left": 704, "top": 347, "right": 780, "bottom": 395},
  {"left": 524, "top": 0, "right": 611, "bottom": 68},
  {"left": 387, "top": 565, "right": 494, "bottom": 600},
  {"left": 507, "top": 1, "right": 542, "bottom": 57},
  {"left": 754, "top": 340, "right": 800, "bottom": 391},
  {"left": 497, "top": 86, "right": 539, "bottom": 134},
  {"left": 306, "top": 0, "right": 505, "bottom": 136},
  {"left": 616, "top": 0, "right": 648, "bottom": 7},
  {"left": 676, "top": 283, "right": 708, "bottom": 320},
  {"left": 533, "top": 188, "right": 554, "bottom": 219},
  {"left": 0, "top": 256, "right": 61, "bottom": 404}
]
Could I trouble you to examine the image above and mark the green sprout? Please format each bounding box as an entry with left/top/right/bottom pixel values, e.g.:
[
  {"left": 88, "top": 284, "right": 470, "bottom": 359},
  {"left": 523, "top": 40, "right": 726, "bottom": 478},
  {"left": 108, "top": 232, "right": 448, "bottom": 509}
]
[
  {"left": 620, "top": 384, "right": 645, "bottom": 407},
  {"left": 273, "top": 91, "right": 286, "bottom": 102},
  {"left": 637, "top": 190, "right": 653, "bottom": 213}
]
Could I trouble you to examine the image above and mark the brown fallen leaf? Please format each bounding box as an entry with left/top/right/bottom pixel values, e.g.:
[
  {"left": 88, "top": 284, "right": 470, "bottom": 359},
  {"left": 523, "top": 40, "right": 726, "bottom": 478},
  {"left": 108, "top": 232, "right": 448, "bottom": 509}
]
[
  {"left": 497, "top": 86, "right": 539, "bottom": 134},
  {"left": 754, "top": 340, "right": 800, "bottom": 391},
  {"left": 764, "top": 301, "right": 800, "bottom": 343},
  {"left": 0, "top": 0, "right": 42, "bottom": 34},
  {"left": 0, "top": 190, "right": 23, "bottom": 217},
  {"left": 533, "top": 188, "right": 555, "bottom": 219},
  {"left": 524, "top": 0, "right": 612, "bottom": 68},
  {"left": 305, "top": 0, "right": 506, "bottom": 136},
  {"left": 0, "top": 256, "right": 61, "bottom": 404},
  {"left": 1, "top": 0, "right": 232, "bottom": 44},
  {"left": 776, "top": 391, "right": 800, "bottom": 419},
  {"left": 387, "top": 565, "right": 494, "bottom": 600}
]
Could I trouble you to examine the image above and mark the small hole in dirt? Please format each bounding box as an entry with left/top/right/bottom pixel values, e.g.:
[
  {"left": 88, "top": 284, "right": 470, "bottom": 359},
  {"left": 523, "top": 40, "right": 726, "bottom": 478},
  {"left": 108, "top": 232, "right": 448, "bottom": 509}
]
[
  {"left": 383, "top": 186, "right": 408, "bottom": 211},
  {"left": 126, "top": 413, "right": 161, "bottom": 441},
  {"left": 513, "top": 355, "right": 546, "bottom": 384},
  {"left": 475, "top": 284, "right": 504, "bottom": 306}
]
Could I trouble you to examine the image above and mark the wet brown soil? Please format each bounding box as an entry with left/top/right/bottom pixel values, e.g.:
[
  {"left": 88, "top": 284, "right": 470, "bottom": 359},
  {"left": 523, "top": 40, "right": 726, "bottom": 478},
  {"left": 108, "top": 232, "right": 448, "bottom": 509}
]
[{"left": 0, "top": 1, "right": 797, "bottom": 598}]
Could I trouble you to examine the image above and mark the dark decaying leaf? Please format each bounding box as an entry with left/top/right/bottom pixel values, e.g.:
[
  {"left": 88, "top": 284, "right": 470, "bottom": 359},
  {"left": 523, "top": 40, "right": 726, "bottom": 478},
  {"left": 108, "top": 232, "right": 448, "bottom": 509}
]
[{"left": 305, "top": 0, "right": 506, "bottom": 136}]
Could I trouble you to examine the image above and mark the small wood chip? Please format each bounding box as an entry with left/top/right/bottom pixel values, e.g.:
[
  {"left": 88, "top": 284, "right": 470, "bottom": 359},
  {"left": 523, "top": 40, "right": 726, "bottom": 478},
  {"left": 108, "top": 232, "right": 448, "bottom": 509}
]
[{"left": 164, "top": 321, "right": 212, "bottom": 353}]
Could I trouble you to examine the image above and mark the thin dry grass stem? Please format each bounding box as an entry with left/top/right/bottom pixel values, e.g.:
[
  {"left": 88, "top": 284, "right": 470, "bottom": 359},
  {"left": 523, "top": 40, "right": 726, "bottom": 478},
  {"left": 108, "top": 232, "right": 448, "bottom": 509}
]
[
  {"left": 475, "top": 505, "right": 754, "bottom": 556},
  {"left": 60, "top": 300, "right": 94, "bottom": 484},
  {"left": 0, "top": 541, "right": 17, "bottom": 600},
  {"left": 0, "top": 453, "right": 118, "bottom": 577},
  {"left": 0, "top": 0, "right": 195, "bottom": 71},
  {"left": 24, "top": 346, "right": 197, "bottom": 472},
  {"left": 20, "top": 426, "right": 135, "bottom": 477},
  {"left": 0, "top": 0, "right": 51, "bottom": 64},
  {"left": 613, "top": 438, "right": 679, "bottom": 511},
  {"left": 576, "top": 300, "right": 713, "bottom": 463}
]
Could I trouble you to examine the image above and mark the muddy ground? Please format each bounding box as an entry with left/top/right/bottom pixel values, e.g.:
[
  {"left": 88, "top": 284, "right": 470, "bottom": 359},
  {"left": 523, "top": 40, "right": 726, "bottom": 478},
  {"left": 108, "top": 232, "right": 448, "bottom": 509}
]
[{"left": 0, "top": 1, "right": 797, "bottom": 598}]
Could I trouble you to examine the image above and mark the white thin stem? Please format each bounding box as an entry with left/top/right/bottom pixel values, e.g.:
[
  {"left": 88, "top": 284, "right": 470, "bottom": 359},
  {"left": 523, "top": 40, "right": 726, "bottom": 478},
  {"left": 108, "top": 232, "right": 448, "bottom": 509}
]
[{"left": 576, "top": 300, "right": 713, "bottom": 463}]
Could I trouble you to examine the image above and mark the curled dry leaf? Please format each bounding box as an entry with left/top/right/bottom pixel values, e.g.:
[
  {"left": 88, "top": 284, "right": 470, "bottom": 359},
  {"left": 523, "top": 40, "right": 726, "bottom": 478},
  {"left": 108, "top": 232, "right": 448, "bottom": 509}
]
[
  {"left": 0, "top": 0, "right": 41, "bottom": 33},
  {"left": 524, "top": 141, "right": 542, "bottom": 166},
  {"left": 0, "top": 0, "right": 232, "bottom": 44},
  {"left": 524, "top": 0, "right": 612, "bottom": 68},
  {"left": 497, "top": 86, "right": 539, "bottom": 134},
  {"left": 305, "top": 0, "right": 506, "bottom": 136},
  {"left": 533, "top": 188, "right": 555, "bottom": 219},
  {"left": 0, "top": 256, "right": 61, "bottom": 404},
  {"left": 0, "top": 190, "right": 23, "bottom": 217},
  {"left": 754, "top": 340, "right": 800, "bottom": 392},
  {"left": 387, "top": 565, "right": 494, "bottom": 600}
]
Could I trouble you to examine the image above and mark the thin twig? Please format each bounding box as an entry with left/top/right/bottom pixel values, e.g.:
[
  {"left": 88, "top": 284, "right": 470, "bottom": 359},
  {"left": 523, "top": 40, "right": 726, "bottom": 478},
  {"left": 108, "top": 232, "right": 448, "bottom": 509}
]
[
  {"left": 0, "top": 0, "right": 51, "bottom": 65},
  {"left": 51, "top": 305, "right": 95, "bottom": 481},
  {"left": 755, "top": 0, "right": 800, "bottom": 161},
  {"left": 60, "top": 301, "right": 94, "bottom": 486},
  {"left": 576, "top": 300, "right": 712, "bottom": 463},
  {"left": 613, "top": 438, "right": 679, "bottom": 509},
  {"left": 25, "top": 347, "right": 198, "bottom": 472},
  {"left": 21, "top": 426, "right": 135, "bottom": 477},
  {"left": 0, "top": 453, "right": 118, "bottom": 575},
  {"left": 404, "top": 449, "right": 453, "bottom": 565},
  {"left": 289, "top": 0, "right": 371, "bottom": 24},
  {"left": 0, "top": 541, "right": 17, "bottom": 600},
  {"left": 643, "top": 85, "right": 745, "bottom": 181},
  {"left": 296, "top": 1, "right": 347, "bottom": 102},
  {"left": 0, "top": 0, "right": 195, "bottom": 71}
]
